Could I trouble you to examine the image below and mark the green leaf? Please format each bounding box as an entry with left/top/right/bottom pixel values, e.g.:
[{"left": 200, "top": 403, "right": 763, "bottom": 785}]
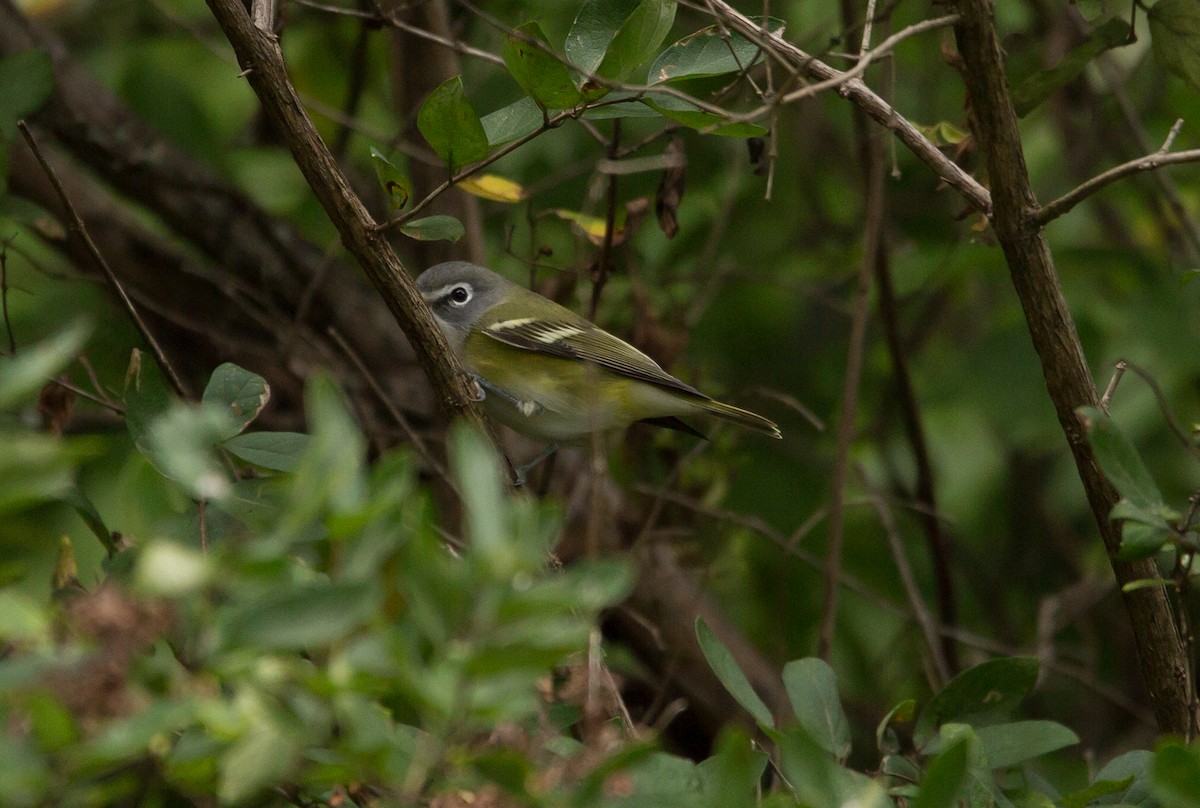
[
  {"left": 218, "top": 720, "right": 299, "bottom": 804},
  {"left": 648, "top": 18, "right": 784, "bottom": 83},
  {"left": 369, "top": 147, "right": 412, "bottom": 210},
  {"left": 61, "top": 486, "right": 116, "bottom": 556},
  {"left": 1151, "top": 740, "right": 1200, "bottom": 808},
  {"left": 913, "top": 657, "right": 1039, "bottom": 749},
  {"left": 1092, "top": 750, "right": 1154, "bottom": 806},
  {"left": 1059, "top": 775, "right": 1136, "bottom": 808},
  {"left": 782, "top": 658, "right": 851, "bottom": 759},
  {"left": 567, "top": 0, "right": 639, "bottom": 76},
  {"left": 1150, "top": 0, "right": 1200, "bottom": 93},
  {"left": 972, "top": 720, "right": 1079, "bottom": 768},
  {"left": 503, "top": 22, "right": 583, "bottom": 110},
  {"left": 146, "top": 404, "right": 237, "bottom": 500},
  {"left": 697, "top": 728, "right": 769, "bottom": 807},
  {"left": 221, "top": 580, "right": 378, "bottom": 650},
  {"left": 641, "top": 96, "right": 767, "bottom": 137},
  {"left": 0, "top": 50, "right": 53, "bottom": 140},
  {"left": 912, "top": 737, "right": 970, "bottom": 808},
  {"left": 598, "top": 0, "right": 677, "bottom": 81},
  {"left": 201, "top": 362, "right": 269, "bottom": 440},
  {"left": 222, "top": 431, "right": 310, "bottom": 472},
  {"left": 775, "top": 727, "right": 892, "bottom": 808},
  {"left": 481, "top": 96, "right": 544, "bottom": 146},
  {"left": 123, "top": 349, "right": 176, "bottom": 465},
  {"left": 1011, "top": 18, "right": 1131, "bottom": 116},
  {"left": 695, "top": 616, "right": 774, "bottom": 728},
  {"left": 876, "top": 698, "right": 916, "bottom": 753},
  {"left": 399, "top": 214, "right": 465, "bottom": 242},
  {"left": 1077, "top": 407, "right": 1165, "bottom": 511},
  {"left": 0, "top": 432, "right": 74, "bottom": 515},
  {"left": 0, "top": 321, "right": 89, "bottom": 410},
  {"left": 416, "top": 76, "right": 489, "bottom": 173},
  {"left": 449, "top": 423, "right": 507, "bottom": 558},
  {"left": 1117, "top": 520, "right": 1173, "bottom": 560}
]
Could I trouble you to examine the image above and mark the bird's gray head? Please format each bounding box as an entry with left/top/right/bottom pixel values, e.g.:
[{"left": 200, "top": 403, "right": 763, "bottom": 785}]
[{"left": 416, "top": 261, "right": 513, "bottom": 353}]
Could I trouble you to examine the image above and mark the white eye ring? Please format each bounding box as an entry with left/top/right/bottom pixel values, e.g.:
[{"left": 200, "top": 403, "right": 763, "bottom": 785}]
[{"left": 448, "top": 284, "right": 472, "bottom": 306}]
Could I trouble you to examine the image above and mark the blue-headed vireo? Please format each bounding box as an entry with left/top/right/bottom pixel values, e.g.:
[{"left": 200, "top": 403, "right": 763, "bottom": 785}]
[{"left": 417, "top": 261, "right": 781, "bottom": 471}]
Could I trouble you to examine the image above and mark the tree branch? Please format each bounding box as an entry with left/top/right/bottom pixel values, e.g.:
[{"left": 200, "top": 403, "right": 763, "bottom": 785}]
[
  {"left": 706, "top": 0, "right": 992, "bottom": 215},
  {"left": 952, "top": 0, "right": 1195, "bottom": 735},
  {"left": 203, "top": 0, "right": 497, "bottom": 452}
]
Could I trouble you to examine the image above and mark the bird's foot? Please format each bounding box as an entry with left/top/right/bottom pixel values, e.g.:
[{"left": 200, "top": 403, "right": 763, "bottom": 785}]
[
  {"left": 513, "top": 443, "right": 558, "bottom": 487},
  {"left": 470, "top": 375, "right": 544, "bottom": 418}
]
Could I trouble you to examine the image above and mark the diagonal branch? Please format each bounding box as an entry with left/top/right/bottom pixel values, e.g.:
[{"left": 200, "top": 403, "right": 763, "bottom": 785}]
[
  {"left": 706, "top": 0, "right": 992, "bottom": 215},
  {"left": 203, "top": 0, "right": 497, "bottom": 455}
]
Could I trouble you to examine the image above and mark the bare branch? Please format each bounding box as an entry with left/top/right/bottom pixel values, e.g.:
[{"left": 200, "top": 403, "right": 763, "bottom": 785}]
[
  {"left": 706, "top": 0, "right": 991, "bottom": 215},
  {"left": 1034, "top": 145, "right": 1200, "bottom": 226}
]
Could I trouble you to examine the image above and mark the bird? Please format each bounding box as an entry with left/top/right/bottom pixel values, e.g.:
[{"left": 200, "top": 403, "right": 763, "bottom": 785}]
[{"left": 416, "top": 261, "right": 781, "bottom": 479}]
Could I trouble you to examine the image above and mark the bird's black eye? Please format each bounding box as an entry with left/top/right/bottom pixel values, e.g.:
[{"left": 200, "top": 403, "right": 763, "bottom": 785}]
[{"left": 449, "top": 285, "right": 471, "bottom": 306}]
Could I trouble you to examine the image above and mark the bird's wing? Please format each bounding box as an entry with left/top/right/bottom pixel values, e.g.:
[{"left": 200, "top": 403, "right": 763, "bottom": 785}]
[{"left": 480, "top": 315, "right": 706, "bottom": 399}]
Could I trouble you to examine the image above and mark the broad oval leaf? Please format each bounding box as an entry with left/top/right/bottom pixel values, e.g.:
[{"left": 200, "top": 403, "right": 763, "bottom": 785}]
[
  {"left": 913, "top": 657, "right": 1039, "bottom": 750},
  {"left": 1077, "top": 406, "right": 1165, "bottom": 511},
  {"left": 481, "top": 96, "right": 544, "bottom": 146},
  {"left": 1011, "top": 18, "right": 1131, "bottom": 117},
  {"left": 1150, "top": 0, "right": 1200, "bottom": 93},
  {"left": 222, "top": 431, "right": 310, "bottom": 472},
  {"left": 912, "top": 736, "right": 970, "bottom": 808},
  {"left": 459, "top": 173, "right": 525, "bottom": 202},
  {"left": 399, "top": 214, "right": 465, "bottom": 242},
  {"left": 220, "top": 580, "right": 379, "bottom": 651},
  {"left": 416, "top": 76, "right": 489, "bottom": 173},
  {"left": 202, "top": 362, "right": 269, "bottom": 440},
  {"left": 695, "top": 616, "right": 774, "bottom": 729},
  {"left": 1150, "top": 740, "right": 1200, "bottom": 808},
  {"left": 972, "top": 720, "right": 1078, "bottom": 768},
  {"left": 782, "top": 658, "right": 850, "bottom": 759},
  {"left": 649, "top": 18, "right": 784, "bottom": 83},
  {"left": 503, "top": 22, "right": 583, "bottom": 110},
  {"left": 566, "top": 0, "right": 677, "bottom": 82}
]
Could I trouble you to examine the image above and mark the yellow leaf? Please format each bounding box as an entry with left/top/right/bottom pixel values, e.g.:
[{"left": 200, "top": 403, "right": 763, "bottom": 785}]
[
  {"left": 550, "top": 208, "right": 627, "bottom": 245},
  {"left": 460, "top": 174, "right": 526, "bottom": 203}
]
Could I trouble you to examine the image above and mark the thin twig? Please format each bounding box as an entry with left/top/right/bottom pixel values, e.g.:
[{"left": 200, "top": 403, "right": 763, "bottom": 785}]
[
  {"left": 858, "top": 466, "right": 952, "bottom": 687},
  {"left": 327, "top": 326, "right": 458, "bottom": 493},
  {"left": 590, "top": 120, "right": 622, "bottom": 320},
  {"left": 17, "top": 122, "right": 191, "bottom": 400},
  {"left": 0, "top": 240, "right": 16, "bottom": 353},
  {"left": 1034, "top": 146, "right": 1200, "bottom": 226}
]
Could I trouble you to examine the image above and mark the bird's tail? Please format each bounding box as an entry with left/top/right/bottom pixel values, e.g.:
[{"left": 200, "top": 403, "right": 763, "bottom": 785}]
[{"left": 697, "top": 398, "right": 782, "bottom": 439}]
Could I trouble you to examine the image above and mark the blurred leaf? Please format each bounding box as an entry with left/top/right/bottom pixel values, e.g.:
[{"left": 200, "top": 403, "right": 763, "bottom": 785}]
[
  {"left": 1151, "top": 740, "right": 1200, "bottom": 808},
  {"left": 135, "top": 540, "right": 209, "bottom": 597},
  {"left": 481, "top": 96, "right": 543, "bottom": 146},
  {"left": 222, "top": 431, "right": 310, "bottom": 472},
  {"left": 972, "top": 720, "right": 1078, "bottom": 768},
  {"left": 469, "top": 748, "right": 535, "bottom": 798},
  {"left": 913, "top": 657, "right": 1038, "bottom": 749},
  {"left": 1011, "top": 18, "right": 1131, "bottom": 116},
  {"left": 123, "top": 349, "right": 175, "bottom": 465},
  {"left": 369, "top": 147, "right": 411, "bottom": 210},
  {"left": 1117, "top": 520, "right": 1174, "bottom": 560},
  {"left": 146, "top": 403, "right": 237, "bottom": 501},
  {"left": 449, "top": 423, "right": 506, "bottom": 558},
  {"left": 460, "top": 173, "right": 526, "bottom": 202},
  {"left": 201, "top": 362, "right": 269, "bottom": 440},
  {"left": 84, "top": 700, "right": 196, "bottom": 764},
  {"left": 550, "top": 207, "right": 627, "bottom": 244},
  {"left": 649, "top": 18, "right": 783, "bottom": 83},
  {"left": 221, "top": 580, "right": 378, "bottom": 651},
  {"left": 912, "top": 736, "right": 970, "bottom": 808},
  {"left": 0, "top": 589, "right": 50, "bottom": 647},
  {"left": 917, "top": 120, "right": 969, "bottom": 146},
  {"left": 1093, "top": 750, "right": 1155, "bottom": 806},
  {"left": 0, "top": 321, "right": 89, "bottom": 410},
  {"left": 876, "top": 698, "right": 916, "bottom": 753},
  {"left": 282, "top": 374, "right": 366, "bottom": 530},
  {"left": 417, "top": 76, "right": 489, "bottom": 173},
  {"left": 503, "top": 22, "right": 583, "bottom": 110},
  {"left": 775, "top": 726, "right": 892, "bottom": 808},
  {"left": 1150, "top": 0, "right": 1200, "bottom": 93},
  {"left": 0, "top": 49, "right": 53, "bottom": 140},
  {"left": 641, "top": 96, "right": 767, "bottom": 137},
  {"left": 1059, "top": 775, "right": 1135, "bottom": 808},
  {"left": 695, "top": 616, "right": 774, "bottom": 729},
  {"left": 60, "top": 486, "right": 115, "bottom": 555},
  {"left": 218, "top": 720, "right": 299, "bottom": 805},
  {"left": 697, "top": 728, "right": 768, "bottom": 808},
  {"left": 399, "top": 214, "right": 465, "bottom": 242},
  {"left": 0, "top": 432, "right": 74, "bottom": 514},
  {"left": 782, "top": 658, "right": 851, "bottom": 759},
  {"left": 1077, "top": 407, "right": 1165, "bottom": 511}
]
